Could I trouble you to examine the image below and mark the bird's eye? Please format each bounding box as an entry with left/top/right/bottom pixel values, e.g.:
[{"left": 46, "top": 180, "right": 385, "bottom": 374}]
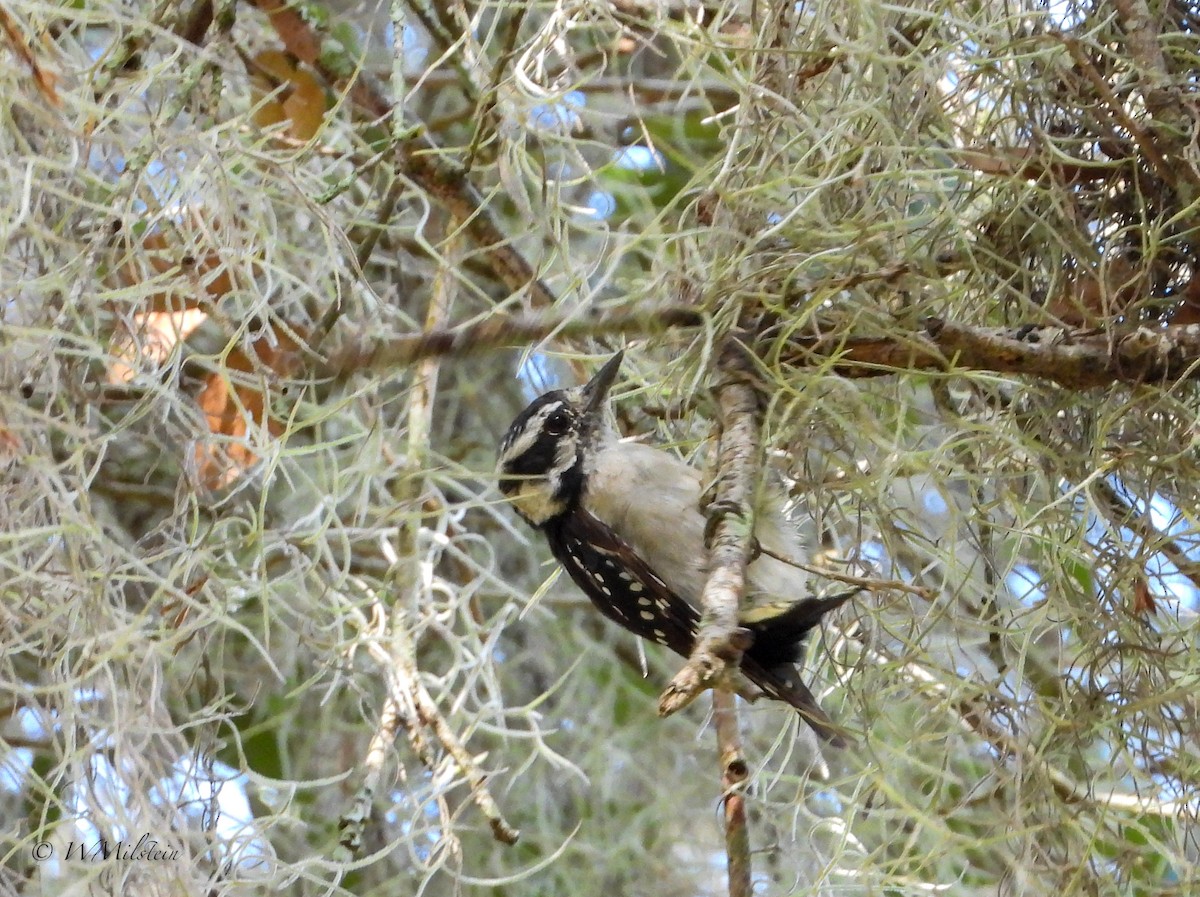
[{"left": 545, "top": 411, "right": 571, "bottom": 436}]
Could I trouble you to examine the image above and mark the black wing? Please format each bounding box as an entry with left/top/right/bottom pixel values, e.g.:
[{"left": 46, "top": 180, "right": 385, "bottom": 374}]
[
  {"left": 546, "top": 509, "right": 699, "bottom": 658},
  {"left": 543, "top": 509, "right": 849, "bottom": 745}
]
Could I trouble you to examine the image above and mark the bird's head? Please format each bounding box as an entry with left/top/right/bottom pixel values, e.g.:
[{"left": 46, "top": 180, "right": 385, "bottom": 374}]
[{"left": 497, "top": 351, "right": 623, "bottom": 527}]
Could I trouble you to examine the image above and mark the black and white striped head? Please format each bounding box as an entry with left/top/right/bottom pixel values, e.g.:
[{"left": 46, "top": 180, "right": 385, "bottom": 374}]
[{"left": 497, "top": 352, "right": 623, "bottom": 527}]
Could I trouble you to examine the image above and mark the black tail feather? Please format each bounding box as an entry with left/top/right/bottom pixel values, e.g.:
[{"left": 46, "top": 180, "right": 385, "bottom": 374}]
[
  {"left": 743, "top": 587, "right": 859, "bottom": 668},
  {"left": 741, "top": 656, "right": 849, "bottom": 747},
  {"left": 738, "top": 588, "right": 858, "bottom": 746}
]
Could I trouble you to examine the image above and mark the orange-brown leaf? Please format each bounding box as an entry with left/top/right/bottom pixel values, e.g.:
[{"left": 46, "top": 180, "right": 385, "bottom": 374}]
[
  {"left": 253, "top": 0, "right": 321, "bottom": 66},
  {"left": 0, "top": 4, "right": 59, "bottom": 107},
  {"left": 108, "top": 307, "right": 211, "bottom": 384},
  {"left": 193, "top": 325, "right": 307, "bottom": 489},
  {"left": 107, "top": 226, "right": 241, "bottom": 381},
  {"left": 1169, "top": 276, "right": 1200, "bottom": 325},
  {"left": 249, "top": 49, "right": 327, "bottom": 141},
  {"left": 1132, "top": 578, "right": 1158, "bottom": 617}
]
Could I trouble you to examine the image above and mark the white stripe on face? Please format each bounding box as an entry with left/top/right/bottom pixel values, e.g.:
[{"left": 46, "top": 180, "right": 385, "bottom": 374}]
[
  {"left": 499, "top": 398, "right": 584, "bottom": 523},
  {"left": 503, "top": 401, "right": 565, "bottom": 463}
]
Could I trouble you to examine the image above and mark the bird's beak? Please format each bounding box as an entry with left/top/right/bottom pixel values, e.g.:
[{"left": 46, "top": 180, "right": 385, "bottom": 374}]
[{"left": 580, "top": 351, "right": 624, "bottom": 416}]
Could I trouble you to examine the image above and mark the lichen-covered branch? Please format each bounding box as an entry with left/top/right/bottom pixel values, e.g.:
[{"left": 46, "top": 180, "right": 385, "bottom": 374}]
[
  {"left": 1111, "top": 0, "right": 1199, "bottom": 199},
  {"left": 351, "top": 609, "right": 520, "bottom": 847},
  {"left": 784, "top": 318, "right": 1200, "bottom": 388},
  {"left": 337, "top": 222, "right": 519, "bottom": 849},
  {"left": 319, "top": 308, "right": 1200, "bottom": 389},
  {"left": 323, "top": 305, "right": 705, "bottom": 375},
  {"left": 659, "top": 338, "right": 760, "bottom": 716}
]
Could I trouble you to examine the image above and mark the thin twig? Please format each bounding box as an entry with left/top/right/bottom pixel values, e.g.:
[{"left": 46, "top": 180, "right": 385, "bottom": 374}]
[
  {"left": 310, "top": 177, "right": 407, "bottom": 352},
  {"left": 360, "top": 621, "right": 519, "bottom": 844},
  {"left": 755, "top": 545, "right": 935, "bottom": 601},
  {"left": 1090, "top": 480, "right": 1200, "bottom": 596},
  {"left": 337, "top": 605, "right": 431, "bottom": 857},
  {"left": 713, "top": 690, "right": 752, "bottom": 897},
  {"left": 0, "top": 3, "right": 60, "bottom": 107},
  {"left": 404, "top": 655, "right": 520, "bottom": 844},
  {"left": 872, "top": 643, "right": 1200, "bottom": 818}
]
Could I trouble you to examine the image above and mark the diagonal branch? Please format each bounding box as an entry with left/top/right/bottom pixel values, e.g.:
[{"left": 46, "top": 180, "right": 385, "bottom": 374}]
[
  {"left": 251, "top": 0, "right": 557, "bottom": 306},
  {"left": 1059, "top": 34, "right": 1177, "bottom": 189},
  {"left": 1110, "top": 0, "right": 1200, "bottom": 199},
  {"left": 1090, "top": 480, "right": 1200, "bottom": 596},
  {"left": 874, "top": 643, "right": 1199, "bottom": 818}
]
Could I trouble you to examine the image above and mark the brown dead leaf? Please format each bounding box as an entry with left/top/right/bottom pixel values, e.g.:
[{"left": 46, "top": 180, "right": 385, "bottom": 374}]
[
  {"left": 193, "top": 324, "right": 308, "bottom": 489},
  {"left": 249, "top": 49, "right": 327, "bottom": 141},
  {"left": 107, "top": 229, "right": 239, "bottom": 383},
  {"left": 0, "top": 425, "right": 23, "bottom": 471},
  {"left": 108, "top": 307, "right": 211, "bottom": 384},
  {"left": 0, "top": 4, "right": 60, "bottom": 107},
  {"left": 1132, "top": 577, "right": 1158, "bottom": 617},
  {"left": 252, "top": 0, "right": 321, "bottom": 65},
  {"left": 1169, "top": 275, "right": 1200, "bottom": 325},
  {"left": 1045, "top": 257, "right": 1148, "bottom": 327}
]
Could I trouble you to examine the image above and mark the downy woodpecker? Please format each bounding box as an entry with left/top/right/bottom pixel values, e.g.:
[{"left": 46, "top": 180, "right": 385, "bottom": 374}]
[{"left": 497, "top": 352, "right": 852, "bottom": 744}]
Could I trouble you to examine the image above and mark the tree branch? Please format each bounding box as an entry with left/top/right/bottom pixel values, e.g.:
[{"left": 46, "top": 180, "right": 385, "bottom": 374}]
[
  {"left": 713, "top": 690, "right": 752, "bottom": 897},
  {"left": 783, "top": 318, "right": 1200, "bottom": 388},
  {"left": 322, "top": 305, "right": 705, "bottom": 375},
  {"left": 336, "top": 220, "right": 519, "bottom": 849},
  {"left": 251, "top": 0, "right": 557, "bottom": 306},
  {"left": 1058, "top": 34, "right": 1178, "bottom": 190},
  {"left": 1111, "top": 0, "right": 1199, "bottom": 197},
  {"left": 659, "top": 338, "right": 760, "bottom": 716},
  {"left": 337, "top": 312, "right": 1200, "bottom": 389},
  {"left": 84, "top": 310, "right": 1200, "bottom": 414}
]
